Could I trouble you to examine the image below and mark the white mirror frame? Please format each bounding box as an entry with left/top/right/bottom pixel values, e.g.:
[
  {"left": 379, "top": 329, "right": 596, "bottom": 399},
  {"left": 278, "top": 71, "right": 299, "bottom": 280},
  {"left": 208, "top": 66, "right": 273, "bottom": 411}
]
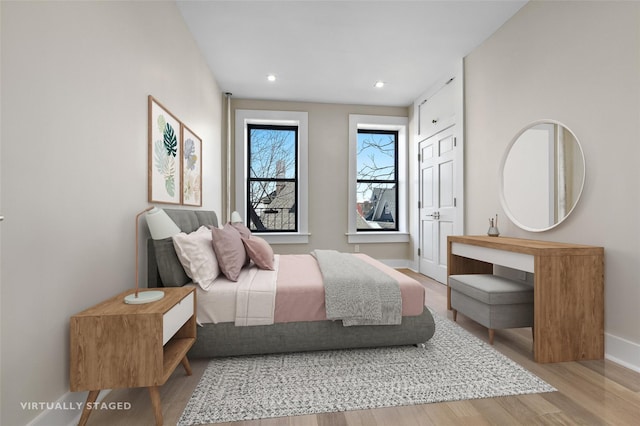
[{"left": 499, "top": 119, "right": 586, "bottom": 232}]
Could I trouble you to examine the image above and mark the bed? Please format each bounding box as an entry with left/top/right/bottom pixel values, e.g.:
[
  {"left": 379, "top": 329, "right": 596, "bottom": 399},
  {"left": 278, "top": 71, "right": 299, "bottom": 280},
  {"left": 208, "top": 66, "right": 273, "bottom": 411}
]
[{"left": 147, "top": 209, "right": 435, "bottom": 357}]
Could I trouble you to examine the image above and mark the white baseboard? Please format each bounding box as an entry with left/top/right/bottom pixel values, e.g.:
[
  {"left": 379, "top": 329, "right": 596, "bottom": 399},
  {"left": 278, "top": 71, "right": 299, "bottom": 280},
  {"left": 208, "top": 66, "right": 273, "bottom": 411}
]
[
  {"left": 605, "top": 332, "right": 640, "bottom": 373},
  {"left": 379, "top": 259, "right": 412, "bottom": 269},
  {"left": 25, "top": 389, "right": 111, "bottom": 426}
]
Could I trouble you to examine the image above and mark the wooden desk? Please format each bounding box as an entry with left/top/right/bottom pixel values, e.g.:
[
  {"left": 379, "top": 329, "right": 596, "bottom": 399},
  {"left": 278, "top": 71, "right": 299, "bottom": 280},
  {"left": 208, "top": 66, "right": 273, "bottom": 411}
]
[{"left": 447, "top": 235, "right": 604, "bottom": 363}]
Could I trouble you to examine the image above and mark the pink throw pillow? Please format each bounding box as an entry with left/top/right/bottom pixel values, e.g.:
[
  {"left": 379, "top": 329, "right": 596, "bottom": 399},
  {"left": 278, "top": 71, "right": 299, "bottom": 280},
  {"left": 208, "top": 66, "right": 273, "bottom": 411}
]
[
  {"left": 241, "top": 236, "right": 275, "bottom": 270},
  {"left": 230, "top": 222, "right": 252, "bottom": 238},
  {"left": 211, "top": 223, "right": 247, "bottom": 281}
]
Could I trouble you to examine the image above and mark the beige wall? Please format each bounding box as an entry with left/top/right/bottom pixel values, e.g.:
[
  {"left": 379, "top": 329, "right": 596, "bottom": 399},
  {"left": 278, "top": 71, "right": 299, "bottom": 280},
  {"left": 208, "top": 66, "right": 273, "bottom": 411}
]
[
  {"left": 230, "top": 99, "right": 410, "bottom": 261},
  {"left": 0, "top": 1, "right": 222, "bottom": 424},
  {"left": 465, "top": 0, "right": 640, "bottom": 364}
]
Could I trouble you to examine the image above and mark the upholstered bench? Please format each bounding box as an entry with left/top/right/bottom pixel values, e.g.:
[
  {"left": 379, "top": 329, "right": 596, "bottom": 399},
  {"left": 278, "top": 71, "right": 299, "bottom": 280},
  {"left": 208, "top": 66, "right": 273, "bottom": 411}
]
[{"left": 449, "top": 274, "right": 533, "bottom": 344}]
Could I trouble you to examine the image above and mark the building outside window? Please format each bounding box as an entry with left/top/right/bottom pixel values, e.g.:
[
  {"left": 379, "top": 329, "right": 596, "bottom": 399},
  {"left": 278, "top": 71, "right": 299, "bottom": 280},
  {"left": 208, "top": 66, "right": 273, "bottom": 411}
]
[
  {"left": 247, "top": 124, "right": 298, "bottom": 232},
  {"left": 235, "top": 109, "right": 309, "bottom": 244},
  {"left": 347, "top": 114, "right": 408, "bottom": 244},
  {"left": 356, "top": 129, "right": 398, "bottom": 231}
]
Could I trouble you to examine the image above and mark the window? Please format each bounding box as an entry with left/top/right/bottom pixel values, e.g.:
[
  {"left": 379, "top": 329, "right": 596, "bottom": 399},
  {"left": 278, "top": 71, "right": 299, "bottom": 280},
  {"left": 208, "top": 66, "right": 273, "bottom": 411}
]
[
  {"left": 235, "top": 110, "right": 309, "bottom": 244},
  {"left": 247, "top": 124, "right": 298, "bottom": 232},
  {"left": 348, "top": 115, "right": 408, "bottom": 243},
  {"left": 356, "top": 129, "right": 399, "bottom": 231}
]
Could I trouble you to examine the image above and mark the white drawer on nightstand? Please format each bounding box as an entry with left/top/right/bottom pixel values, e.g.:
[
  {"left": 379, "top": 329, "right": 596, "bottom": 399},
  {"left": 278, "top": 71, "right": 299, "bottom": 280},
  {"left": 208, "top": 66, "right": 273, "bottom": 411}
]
[{"left": 162, "top": 292, "right": 194, "bottom": 345}]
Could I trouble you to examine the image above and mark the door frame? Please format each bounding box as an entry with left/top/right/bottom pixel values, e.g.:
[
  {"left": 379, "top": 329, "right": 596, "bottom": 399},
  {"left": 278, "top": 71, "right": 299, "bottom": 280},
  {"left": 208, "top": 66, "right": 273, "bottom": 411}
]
[{"left": 410, "top": 61, "right": 464, "bottom": 279}]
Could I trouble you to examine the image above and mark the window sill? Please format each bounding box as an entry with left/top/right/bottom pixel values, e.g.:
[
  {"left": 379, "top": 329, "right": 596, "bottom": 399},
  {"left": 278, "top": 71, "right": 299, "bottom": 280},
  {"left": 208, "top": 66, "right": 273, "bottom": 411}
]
[
  {"left": 255, "top": 233, "right": 310, "bottom": 245},
  {"left": 346, "top": 232, "right": 410, "bottom": 244}
]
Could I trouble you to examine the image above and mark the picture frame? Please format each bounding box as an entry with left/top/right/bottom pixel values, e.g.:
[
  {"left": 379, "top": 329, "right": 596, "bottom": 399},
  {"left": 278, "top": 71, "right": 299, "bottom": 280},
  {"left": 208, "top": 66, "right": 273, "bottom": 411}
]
[
  {"left": 148, "top": 96, "right": 182, "bottom": 204},
  {"left": 181, "top": 124, "right": 202, "bottom": 206}
]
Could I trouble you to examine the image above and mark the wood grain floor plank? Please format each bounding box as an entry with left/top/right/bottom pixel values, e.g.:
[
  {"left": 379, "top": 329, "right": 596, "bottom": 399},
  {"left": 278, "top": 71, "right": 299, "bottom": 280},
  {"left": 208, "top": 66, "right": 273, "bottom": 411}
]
[
  {"left": 535, "top": 411, "right": 593, "bottom": 426},
  {"left": 516, "top": 393, "right": 562, "bottom": 417},
  {"left": 418, "top": 402, "right": 462, "bottom": 424},
  {"left": 370, "top": 406, "right": 415, "bottom": 426},
  {"left": 562, "top": 361, "right": 640, "bottom": 409},
  {"left": 539, "top": 391, "right": 606, "bottom": 425},
  {"left": 469, "top": 397, "right": 521, "bottom": 424},
  {"left": 495, "top": 394, "right": 545, "bottom": 423},
  {"left": 541, "top": 362, "right": 640, "bottom": 425},
  {"left": 578, "top": 359, "right": 640, "bottom": 393},
  {"left": 343, "top": 408, "right": 377, "bottom": 426},
  {"left": 444, "top": 399, "right": 483, "bottom": 419},
  {"left": 400, "top": 404, "right": 439, "bottom": 426},
  {"left": 315, "top": 411, "right": 348, "bottom": 426}
]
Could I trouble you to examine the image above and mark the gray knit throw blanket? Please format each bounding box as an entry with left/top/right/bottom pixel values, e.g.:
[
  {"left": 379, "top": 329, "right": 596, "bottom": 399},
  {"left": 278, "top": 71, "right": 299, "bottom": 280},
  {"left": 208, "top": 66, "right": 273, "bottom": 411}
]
[{"left": 312, "top": 250, "right": 402, "bottom": 326}]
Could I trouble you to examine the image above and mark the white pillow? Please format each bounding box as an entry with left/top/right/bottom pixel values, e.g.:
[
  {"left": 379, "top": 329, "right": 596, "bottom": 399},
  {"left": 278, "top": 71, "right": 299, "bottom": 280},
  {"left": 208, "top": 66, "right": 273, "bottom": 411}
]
[{"left": 172, "top": 226, "right": 220, "bottom": 291}]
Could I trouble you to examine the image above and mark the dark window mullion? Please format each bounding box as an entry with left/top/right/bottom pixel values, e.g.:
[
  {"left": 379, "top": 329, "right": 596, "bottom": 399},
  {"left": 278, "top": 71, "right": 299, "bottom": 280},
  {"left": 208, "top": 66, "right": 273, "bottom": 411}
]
[
  {"left": 247, "top": 123, "right": 299, "bottom": 232},
  {"left": 356, "top": 128, "right": 399, "bottom": 232},
  {"left": 357, "top": 179, "right": 396, "bottom": 184}
]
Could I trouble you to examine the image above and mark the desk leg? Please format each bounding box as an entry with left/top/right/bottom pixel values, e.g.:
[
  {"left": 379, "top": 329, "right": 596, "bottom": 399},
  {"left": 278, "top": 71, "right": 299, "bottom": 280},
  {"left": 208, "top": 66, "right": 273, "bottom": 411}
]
[
  {"left": 78, "top": 390, "right": 100, "bottom": 426},
  {"left": 148, "top": 386, "right": 163, "bottom": 426}
]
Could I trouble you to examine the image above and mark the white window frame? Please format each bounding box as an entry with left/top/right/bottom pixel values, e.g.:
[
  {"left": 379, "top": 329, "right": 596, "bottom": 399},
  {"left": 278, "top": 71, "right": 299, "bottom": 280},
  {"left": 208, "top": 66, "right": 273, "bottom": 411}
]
[
  {"left": 347, "top": 114, "right": 409, "bottom": 243},
  {"left": 235, "top": 109, "right": 309, "bottom": 244}
]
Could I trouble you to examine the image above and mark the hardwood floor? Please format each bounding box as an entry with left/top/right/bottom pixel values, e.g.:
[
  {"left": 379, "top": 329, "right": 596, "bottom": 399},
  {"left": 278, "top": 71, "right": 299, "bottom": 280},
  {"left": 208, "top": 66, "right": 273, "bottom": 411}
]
[{"left": 86, "top": 271, "right": 640, "bottom": 425}]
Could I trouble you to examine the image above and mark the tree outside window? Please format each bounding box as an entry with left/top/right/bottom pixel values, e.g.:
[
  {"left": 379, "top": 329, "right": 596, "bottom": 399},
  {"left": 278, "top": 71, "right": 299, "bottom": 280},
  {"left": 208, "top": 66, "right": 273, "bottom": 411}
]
[
  {"left": 356, "top": 129, "right": 398, "bottom": 231},
  {"left": 247, "top": 124, "right": 298, "bottom": 232}
]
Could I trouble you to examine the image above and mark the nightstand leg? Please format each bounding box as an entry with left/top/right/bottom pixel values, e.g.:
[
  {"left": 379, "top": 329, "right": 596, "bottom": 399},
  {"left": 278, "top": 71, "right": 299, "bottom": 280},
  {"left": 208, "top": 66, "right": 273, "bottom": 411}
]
[
  {"left": 180, "top": 355, "right": 192, "bottom": 376},
  {"left": 148, "top": 386, "right": 163, "bottom": 426},
  {"left": 78, "top": 390, "right": 100, "bottom": 426}
]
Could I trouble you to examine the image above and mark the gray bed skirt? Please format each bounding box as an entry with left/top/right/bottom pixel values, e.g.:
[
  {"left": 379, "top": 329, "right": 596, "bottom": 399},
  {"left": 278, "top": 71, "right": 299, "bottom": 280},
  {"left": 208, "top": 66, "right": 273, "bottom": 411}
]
[
  {"left": 189, "top": 308, "right": 436, "bottom": 358},
  {"left": 146, "top": 209, "right": 437, "bottom": 358}
]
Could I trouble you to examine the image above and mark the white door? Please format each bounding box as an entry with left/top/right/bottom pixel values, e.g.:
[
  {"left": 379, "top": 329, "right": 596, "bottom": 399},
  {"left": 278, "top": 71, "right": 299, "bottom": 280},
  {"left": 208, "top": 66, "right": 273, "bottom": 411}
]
[{"left": 419, "top": 126, "right": 457, "bottom": 283}]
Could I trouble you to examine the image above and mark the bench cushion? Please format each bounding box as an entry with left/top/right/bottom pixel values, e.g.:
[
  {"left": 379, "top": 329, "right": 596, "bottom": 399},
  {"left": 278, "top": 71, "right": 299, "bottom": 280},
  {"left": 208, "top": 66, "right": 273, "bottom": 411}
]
[{"left": 449, "top": 274, "right": 533, "bottom": 305}]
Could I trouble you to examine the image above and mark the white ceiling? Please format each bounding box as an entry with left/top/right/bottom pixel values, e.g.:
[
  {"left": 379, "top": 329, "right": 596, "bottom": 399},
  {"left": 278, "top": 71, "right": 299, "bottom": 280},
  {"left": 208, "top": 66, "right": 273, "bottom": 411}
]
[{"left": 177, "top": 0, "right": 526, "bottom": 107}]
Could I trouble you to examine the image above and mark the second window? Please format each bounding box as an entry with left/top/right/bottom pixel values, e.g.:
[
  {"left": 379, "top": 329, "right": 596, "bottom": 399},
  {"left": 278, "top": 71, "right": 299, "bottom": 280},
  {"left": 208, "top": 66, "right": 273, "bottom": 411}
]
[{"left": 356, "top": 129, "right": 398, "bottom": 231}]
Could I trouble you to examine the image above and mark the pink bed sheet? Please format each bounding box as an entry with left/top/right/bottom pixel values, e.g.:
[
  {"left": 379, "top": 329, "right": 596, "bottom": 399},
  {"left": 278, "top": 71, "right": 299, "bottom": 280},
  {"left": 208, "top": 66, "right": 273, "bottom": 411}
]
[{"left": 274, "top": 253, "right": 425, "bottom": 323}]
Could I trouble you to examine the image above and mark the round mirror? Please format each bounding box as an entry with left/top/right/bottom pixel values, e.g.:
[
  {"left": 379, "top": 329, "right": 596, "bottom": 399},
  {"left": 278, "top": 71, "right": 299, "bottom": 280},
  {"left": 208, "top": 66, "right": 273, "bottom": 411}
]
[{"left": 499, "top": 120, "right": 585, "bottom": 232}]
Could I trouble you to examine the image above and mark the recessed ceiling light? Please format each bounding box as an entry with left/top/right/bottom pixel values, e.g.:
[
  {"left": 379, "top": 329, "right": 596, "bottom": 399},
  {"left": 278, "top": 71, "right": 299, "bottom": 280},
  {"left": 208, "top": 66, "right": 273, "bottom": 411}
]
[
  {"left": 267, "top": 74, "right": 277, "bottom": 82},
  {"left": 374, "top": 80, "right": 385, "bottom": 88}
]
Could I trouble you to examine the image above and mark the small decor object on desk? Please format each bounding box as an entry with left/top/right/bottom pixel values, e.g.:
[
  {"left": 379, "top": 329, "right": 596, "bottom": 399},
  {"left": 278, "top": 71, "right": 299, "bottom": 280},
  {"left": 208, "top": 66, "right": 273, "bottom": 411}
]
[{"left": 487, "top": 214, "right": 500, "bottom": 237}]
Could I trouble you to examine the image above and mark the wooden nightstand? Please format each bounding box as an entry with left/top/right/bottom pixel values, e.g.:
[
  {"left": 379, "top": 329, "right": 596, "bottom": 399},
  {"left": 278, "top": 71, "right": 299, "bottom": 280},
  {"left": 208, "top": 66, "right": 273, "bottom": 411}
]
[{"left": 70, "top": 287, "right": 196, "bottom": 426}]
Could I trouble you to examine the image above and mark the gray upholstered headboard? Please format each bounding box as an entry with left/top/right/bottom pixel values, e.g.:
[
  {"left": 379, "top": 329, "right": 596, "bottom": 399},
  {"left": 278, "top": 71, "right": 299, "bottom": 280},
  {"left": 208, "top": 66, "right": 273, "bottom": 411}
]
[{"left": 147, "top": 209, "right": 219, "bottom": 288}]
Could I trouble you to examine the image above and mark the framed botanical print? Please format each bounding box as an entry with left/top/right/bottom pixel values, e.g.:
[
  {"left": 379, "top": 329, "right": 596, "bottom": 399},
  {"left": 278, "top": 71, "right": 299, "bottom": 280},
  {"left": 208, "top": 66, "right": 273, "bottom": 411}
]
[
  {"left": 148, "top": 96, "right": 182, "bottom": 204},
  {"left": 181, "top": 124, "right": 202, "bottom": 206}
]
